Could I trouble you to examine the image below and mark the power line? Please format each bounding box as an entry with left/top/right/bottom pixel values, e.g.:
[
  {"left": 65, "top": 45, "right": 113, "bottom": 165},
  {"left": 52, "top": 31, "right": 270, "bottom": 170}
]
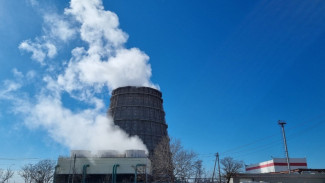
[
  {"left": 0, "top": 158, "right": 42, "bottom": 161},
  {"left": 220, "top": 116, "right": 325, "bottom": 156}
]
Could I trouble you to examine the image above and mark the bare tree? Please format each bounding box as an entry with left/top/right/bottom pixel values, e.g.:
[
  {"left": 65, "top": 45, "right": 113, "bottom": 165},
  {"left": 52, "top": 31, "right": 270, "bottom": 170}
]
[
  {"left": 220, "top": 157, "right": 243, "bottom": 183},
  {"left": 194, "top": 160, "right": 203, "bottom": 183},
  {"left": 19, "top": 164, "right": 33, "bottom": 183},
  {"left": 19, "top": 159, "right": 56, "bottom": 183},
  {"left": 0, "top": 168, "right": 14, "bottom": 183},
  {"left": 152, "top": 136, "right": 200, "bottom": 183},
  {"left": 151, "top": 136, "right": 174, "bottom": 182},
  {"left": 200, "top": 169, "right": 212, "bottom": 183},
  {"left": 171, "top": 138, "right": 198, "bottom": 182}
]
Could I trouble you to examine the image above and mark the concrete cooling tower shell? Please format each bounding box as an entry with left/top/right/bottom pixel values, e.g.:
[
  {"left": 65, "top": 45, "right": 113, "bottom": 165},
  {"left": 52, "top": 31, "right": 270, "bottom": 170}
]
[{"left": 108, "top": 86, "right": 168, "bottom": 155}]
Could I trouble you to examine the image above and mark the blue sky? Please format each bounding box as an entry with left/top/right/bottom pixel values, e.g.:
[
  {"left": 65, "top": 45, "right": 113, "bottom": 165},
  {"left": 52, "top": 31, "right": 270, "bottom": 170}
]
[{"left": 1, "top": 0, "right": 325, "bottom": 177}]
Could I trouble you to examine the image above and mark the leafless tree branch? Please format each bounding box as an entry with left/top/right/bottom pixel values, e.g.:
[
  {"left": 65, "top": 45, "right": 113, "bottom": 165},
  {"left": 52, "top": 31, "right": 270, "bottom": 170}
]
[
  {"left": 220, "top": 157, "right": 243, "bottom": 183},
  {"left": 19, "top": 159, "right": 56, "bottom": 183},
  {"left": 0, "top": 168, "right": 14, "bottom": 183},
  {"left": 152, "top": 136, "right": 200, "bottom": 183}
]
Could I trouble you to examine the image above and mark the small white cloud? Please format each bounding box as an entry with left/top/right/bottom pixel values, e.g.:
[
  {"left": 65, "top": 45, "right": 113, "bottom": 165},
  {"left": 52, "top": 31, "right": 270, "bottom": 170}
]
[
  {"left": 45, "top": 42, "right": 57, "bottom": 58},
  {"left": 0, "top": 80, "right": 22, "bottom": 99},
  {"left": 26, "top": 70, "right": 37, "bottom": 80},
  {"left": 19, "top": 40, "right": 57, "bottom": 64},
  {"left": 44, "top": 14, "right": 77, "bottom": 42},
  {"left": 19, "top": 40, "right": 46, "bottom": 63},
  {"left": 27, "top": 0, "right": 39, "bottom": 7},
  {"left": 4, "top": 81, "right": 22, "bottom": 93},
  {"left": 12, "top": 68, "right": 23, "bottom": 78}
]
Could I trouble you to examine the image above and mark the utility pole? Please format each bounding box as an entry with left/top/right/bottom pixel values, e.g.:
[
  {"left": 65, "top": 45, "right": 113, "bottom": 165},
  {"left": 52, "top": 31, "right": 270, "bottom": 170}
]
[
  {"left": 217, "top": 153, "right": 221, "bottom": 183},
  {"left": 72, "top": 154, "right": 76, "bottom": 183},
  {"left": 212, "top": 153, "right": 217, "bottom": 182},
  {"left": 278, "top": 120, "right": 291, "bottom": 174}
]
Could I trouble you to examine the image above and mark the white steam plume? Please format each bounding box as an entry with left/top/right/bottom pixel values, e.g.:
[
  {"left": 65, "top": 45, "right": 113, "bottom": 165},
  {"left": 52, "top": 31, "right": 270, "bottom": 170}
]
[
  {"left": 4, "top": 0, "right": 160, "bottom": 153},
  {"left": 22, "top": 96, "right": 147, "bottom": 152}
]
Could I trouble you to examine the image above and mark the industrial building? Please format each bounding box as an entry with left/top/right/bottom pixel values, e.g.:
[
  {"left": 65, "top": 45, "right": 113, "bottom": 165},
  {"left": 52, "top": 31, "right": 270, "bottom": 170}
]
[
  {"left": 230, "top": 170, "right": 325, "bottom": 183},
  {"left": 245, "top": 158, "right": 308, "bottom": 173},
  {"left": 55, "top": 86, "right": 170, "bottom": 182},
  {"left": 55, "top": 150, "right": 150, "bottom": 183},
  {"left": 237, "top": 158, "right": 325, "bottom": 183}
]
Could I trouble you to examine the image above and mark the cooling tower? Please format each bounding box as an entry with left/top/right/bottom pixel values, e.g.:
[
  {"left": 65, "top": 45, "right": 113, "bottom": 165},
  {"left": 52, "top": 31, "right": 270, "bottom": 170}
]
[{"left": 108, "top": 86, "right": 168, "bottom": 155}]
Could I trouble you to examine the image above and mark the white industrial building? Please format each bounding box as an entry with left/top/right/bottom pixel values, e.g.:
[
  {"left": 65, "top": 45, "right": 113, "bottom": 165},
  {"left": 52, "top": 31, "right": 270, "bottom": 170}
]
[
  {"left": 54, "top": 150, "right": 151, "bottom": 183},
  {"left": 230, "top": 171, "right": 325, "bottom": 183},
  {"left": 245, "top": 158, "right": 307, "bottom": 173}
]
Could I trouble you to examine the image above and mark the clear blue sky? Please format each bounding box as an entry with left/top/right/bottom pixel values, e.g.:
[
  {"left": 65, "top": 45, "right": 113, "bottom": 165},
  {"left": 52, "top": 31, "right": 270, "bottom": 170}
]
[{"left": 1, "top": 0, "right": 325, "bottom": 176}]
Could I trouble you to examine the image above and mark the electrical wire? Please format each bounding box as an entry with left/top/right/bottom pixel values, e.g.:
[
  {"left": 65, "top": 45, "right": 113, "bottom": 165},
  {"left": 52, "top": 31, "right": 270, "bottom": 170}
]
[{"left": 219, "top": 115, "right": 325, "bottom": 157}]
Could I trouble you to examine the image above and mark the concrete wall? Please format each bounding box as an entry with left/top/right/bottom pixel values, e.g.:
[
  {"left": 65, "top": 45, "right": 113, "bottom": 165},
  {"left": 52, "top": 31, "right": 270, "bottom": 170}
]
[{"left": 57, "top": 157, "right": 151, "bottom": 175}]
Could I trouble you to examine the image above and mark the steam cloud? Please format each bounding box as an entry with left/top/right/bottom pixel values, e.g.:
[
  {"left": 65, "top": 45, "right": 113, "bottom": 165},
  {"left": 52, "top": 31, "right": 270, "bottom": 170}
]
[{"left": 2, "top": 0, "right": 159, "bottom": 153}]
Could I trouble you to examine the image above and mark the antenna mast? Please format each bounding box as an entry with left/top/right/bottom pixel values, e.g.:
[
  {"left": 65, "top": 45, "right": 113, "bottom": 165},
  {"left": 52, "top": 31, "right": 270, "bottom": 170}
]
[{"left": 278, "top": 120, "right": 291, "bottom": 174}]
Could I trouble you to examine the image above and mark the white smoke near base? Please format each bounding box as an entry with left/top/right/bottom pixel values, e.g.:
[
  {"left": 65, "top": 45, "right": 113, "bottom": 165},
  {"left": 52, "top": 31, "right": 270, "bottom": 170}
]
[{"left": 3, "top": 0, "right": 160, "bottom": 153}]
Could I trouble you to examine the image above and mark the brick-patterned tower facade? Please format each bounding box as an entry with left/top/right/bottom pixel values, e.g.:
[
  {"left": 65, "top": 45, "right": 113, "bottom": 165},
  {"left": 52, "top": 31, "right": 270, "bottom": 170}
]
[{"left": 108, "top": 86, "right": 168, "bottom": 155}]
